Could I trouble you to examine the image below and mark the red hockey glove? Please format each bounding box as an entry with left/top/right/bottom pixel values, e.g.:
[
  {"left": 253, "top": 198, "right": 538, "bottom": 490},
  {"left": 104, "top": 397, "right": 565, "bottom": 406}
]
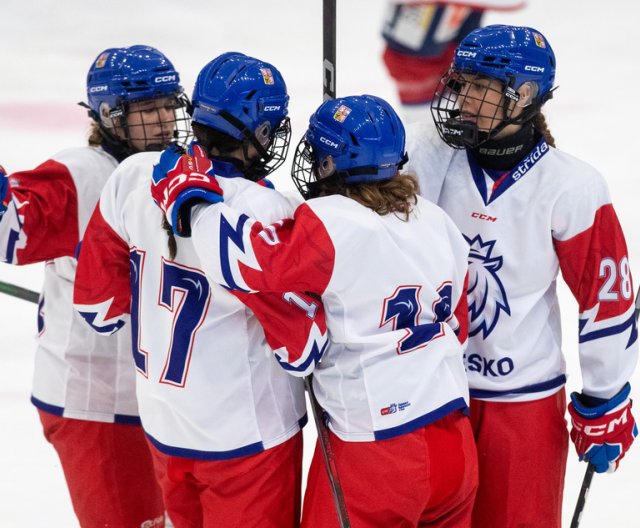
[
  {"left": 568, "top": 383, "right": 637, "bottom": 473},
  {"left": 151, "top": 142, "right": 223, "bottom": 237}
]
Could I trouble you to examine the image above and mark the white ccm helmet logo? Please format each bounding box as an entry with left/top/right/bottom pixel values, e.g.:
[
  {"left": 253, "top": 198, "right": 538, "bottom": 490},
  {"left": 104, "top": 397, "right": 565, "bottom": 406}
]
[
  {"left": 90, "top": 85, "right": 109, "bottom": 93},
  {"left": 263, "top": 105, "right": 281, "bottom": 111},
  {"left": 319, "top": 136, "right": 339, "bottom": 149},
  {"left": 154, "top": 74, "right": 176, "bottom": 83},
  {"left": 457, "top": 50, "right": 477, "bottom": 58}
]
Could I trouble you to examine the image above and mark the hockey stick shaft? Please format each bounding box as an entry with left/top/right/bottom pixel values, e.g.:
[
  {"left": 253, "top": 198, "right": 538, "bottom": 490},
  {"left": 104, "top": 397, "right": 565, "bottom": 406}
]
[
  {"left": 312, "top": 2, "right": 347, "bottom": 524},
  {"left": 305, "top": 376, "right": 351, "bottom": 527},
  {"left": 0, "top": 280, "right": 39, "bottom": 304},
  {"left": 570, "top": 463, "right": 595, "bottom": 528},
  {"left": 323, "top": 0, "right": 336, "bottom": 100}
]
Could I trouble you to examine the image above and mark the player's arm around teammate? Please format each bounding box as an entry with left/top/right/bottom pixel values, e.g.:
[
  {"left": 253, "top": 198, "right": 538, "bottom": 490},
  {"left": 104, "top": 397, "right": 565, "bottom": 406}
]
[{"left": 152, "top": 94, "right": 479, "bottom": 528}]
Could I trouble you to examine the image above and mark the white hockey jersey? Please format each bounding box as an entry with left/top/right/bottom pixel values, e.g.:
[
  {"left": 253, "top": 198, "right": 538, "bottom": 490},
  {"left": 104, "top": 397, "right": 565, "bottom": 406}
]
[
  {"left": 405, "top": 121, "right": 638, "bottom": 402},
  {"left": 0, "top": 147, "right": 140, "bottom": 423},
  {"left": 73, "top": 151, "right": 327, "bottom": 459},
  {"left": 190, "top": 191, "right": 471, "bottom": 442}
]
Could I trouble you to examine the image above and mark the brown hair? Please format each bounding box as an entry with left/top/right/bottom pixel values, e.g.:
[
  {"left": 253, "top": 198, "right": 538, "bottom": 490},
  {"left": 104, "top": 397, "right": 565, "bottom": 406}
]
[
  {"left": 533, "top": 112, "right": 555, "bottom": 148},
  {"left": 162, "top": 217, "right": 178, "bottom": 260},
  {"left": 87, "top": 121, "right": 103, "bottom": 147},
  {"left": 319, "top": 173, "right": 419, "bottom": 221}
]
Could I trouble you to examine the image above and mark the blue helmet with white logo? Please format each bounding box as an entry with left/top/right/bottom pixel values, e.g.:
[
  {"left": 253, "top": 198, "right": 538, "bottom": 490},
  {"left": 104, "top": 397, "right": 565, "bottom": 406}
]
[
  {"left": 87, "top": 45, "right": 185, "bottom": 126},
  {"left": 190, "top": 52, "right": 291, "bottom": 180},
  {"left": 85, "top": 45, "right": 190, "bottom": 157},
  {"left": 292, "top": 94, "right": 407, "bottom": 199},
  {"left": 431, "top": 25, "right": 556, "bottom": 149},
  {"left": 454, "top": 25, "right": 556, "bottom": 100}
]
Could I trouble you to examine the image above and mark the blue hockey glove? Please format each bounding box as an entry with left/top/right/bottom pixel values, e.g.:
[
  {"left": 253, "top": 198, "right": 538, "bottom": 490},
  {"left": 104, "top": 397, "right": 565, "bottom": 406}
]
[
  {"left": 151, "top": 142, "right": 223, "bottom": 237},
  {"left": 568, "top": 382, "right": 637, "bottom": 473}
]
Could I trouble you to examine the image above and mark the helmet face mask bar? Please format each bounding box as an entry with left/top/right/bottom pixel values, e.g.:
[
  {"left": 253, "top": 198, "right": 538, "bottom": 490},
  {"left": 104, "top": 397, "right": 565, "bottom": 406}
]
[
  {"left": 85, "top": 45, "right": 191, "bottom": 156},
  {"left": 106, "top": 93, "right": 191, "bottom": 153},
  {"left": 291, "top": 138, "right": 344, "bottom": 200},
  {"left": 431, "top": 70, "right": 524, "bottom": 149},
  {"left": 214, "top": 109, "right": 291, "bottom": 182},
  {"left": 431, "top": 24, "right": 556, "bottom": 149}
]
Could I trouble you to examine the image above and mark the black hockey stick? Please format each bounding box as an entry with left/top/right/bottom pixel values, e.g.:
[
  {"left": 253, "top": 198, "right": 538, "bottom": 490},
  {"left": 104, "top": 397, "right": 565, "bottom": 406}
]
[
  {"left": 0, "top": 279, "right": 39, "bottom": 304},
  {"left": 323, "top": 0, "right": 336, "bottom": 100},
  {"left": 305, "top": 375, "right": 351, "bottom": 527},
  {"left": 571, "top": 285, "right": 640, "bottom": 527},
  {"left": 570, "top": 463, "right": 595, "bottom": 528},
  {"left": 310, "top": 1, "right": 349, "bottom": 525}
]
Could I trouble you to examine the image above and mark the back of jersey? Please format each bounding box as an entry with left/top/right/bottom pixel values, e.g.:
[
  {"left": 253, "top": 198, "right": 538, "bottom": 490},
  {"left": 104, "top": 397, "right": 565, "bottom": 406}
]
[
  {"left": 75, "top": 151, "right": 306, "bottom": 459},
  {"left": 306, "top": 194, "right": 470, "bottom": 441}
]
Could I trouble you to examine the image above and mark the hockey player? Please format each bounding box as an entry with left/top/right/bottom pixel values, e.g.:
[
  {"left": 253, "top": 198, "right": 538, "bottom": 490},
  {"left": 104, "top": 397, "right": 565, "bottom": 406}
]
[
  {"left": 405, "top": 25, "right": 638, "bottom": 526},
  {"left": 0, "top": 45, "right": 190, "bottom": 528},
  {"left": 151, "top": 94, "right": 479, "bottom": 527},
  {"left": 382, "top": 0, "right": 524, "bottom": 123},
  {"left": 73, "top": 52, "right": 327, "bottom": 528}
]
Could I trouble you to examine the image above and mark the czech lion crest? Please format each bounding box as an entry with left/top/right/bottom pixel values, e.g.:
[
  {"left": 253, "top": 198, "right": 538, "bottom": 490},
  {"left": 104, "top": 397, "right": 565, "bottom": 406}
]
[{"left": 465, "top": 234, "right": 510, "bottom": 338}]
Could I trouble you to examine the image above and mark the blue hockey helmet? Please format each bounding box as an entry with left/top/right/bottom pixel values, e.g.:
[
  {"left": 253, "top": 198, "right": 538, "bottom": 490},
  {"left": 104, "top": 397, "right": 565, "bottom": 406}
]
[
  {"left": 292, "top": 94, "right": 407, "bottom": 199},
  {"left": 87, "top": 45, "right": 185, "bottom": 126},
  {"left": 454, "top": 25, "right": 556, "bottom": 100},
  {"left": 85, "top": 45, "right": 190, "bottom": 156},
  {"left": 431, "top": 25, "right": 556, "bottom": 149},
  {"left": 190, "top": 52, "right": 291, "bottom": 179}
]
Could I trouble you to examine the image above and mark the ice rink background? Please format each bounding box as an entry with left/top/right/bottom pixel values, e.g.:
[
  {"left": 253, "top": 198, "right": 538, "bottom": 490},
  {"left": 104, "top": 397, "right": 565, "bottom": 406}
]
[{"left": 1, "top": 0, "right": 639, "bottom": 525}]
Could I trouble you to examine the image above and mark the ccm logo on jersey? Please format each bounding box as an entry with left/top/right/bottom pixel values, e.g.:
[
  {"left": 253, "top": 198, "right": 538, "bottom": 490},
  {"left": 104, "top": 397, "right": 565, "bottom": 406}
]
[
  {"left": 154, "top": 75, "right": 176, "bottom": 83},
  {"left": 465, "top": 353, "right": 514, "bottom": 377},
  {"left": 471, "top": 212, "right": 497, "bottom": 222},
  {"left": 573, "top": 409, "right": 630, "bottom": 436},
  {"left": 319, "top": 136, "right": 340, "bottom": 149}
]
